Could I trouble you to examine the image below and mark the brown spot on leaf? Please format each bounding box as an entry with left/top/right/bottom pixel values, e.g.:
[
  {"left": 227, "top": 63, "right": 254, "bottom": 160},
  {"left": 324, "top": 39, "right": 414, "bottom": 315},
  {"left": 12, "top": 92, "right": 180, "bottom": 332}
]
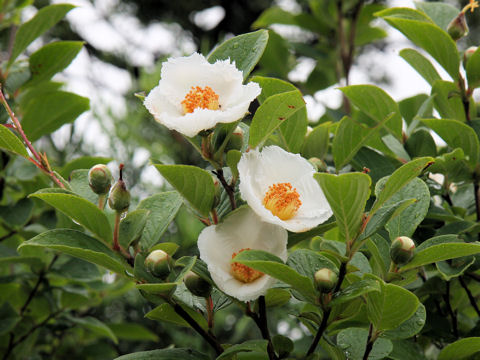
[
  {"left": 287, "top": 105, "right": 295, "bottom": 109},
  {"left": 278, "top": 117, "right": 285, "bottom": 121}
]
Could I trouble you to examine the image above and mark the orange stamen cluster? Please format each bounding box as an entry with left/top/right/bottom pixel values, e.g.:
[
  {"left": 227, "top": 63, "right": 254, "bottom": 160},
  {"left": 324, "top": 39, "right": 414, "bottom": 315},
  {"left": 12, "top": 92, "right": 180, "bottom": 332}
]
[
  {"left": 231, "top": 248, "right": 264, "bottom": 283},
  {"left": 263, "top": 182, "right": 301, "bottom": 220},
  {"left": 181, "top": 86, "right": 219, "bottom": 114}
]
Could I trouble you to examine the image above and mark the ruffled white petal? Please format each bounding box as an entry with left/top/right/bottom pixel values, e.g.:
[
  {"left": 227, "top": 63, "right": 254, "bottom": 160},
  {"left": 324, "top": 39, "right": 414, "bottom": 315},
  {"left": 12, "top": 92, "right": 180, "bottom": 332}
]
[
  {"left": 238, "top": 145, "right": 333, "bottom": 232},
  {"left": 198, "top": 206, "right": 287, "bottom": 302},
  {"left": 144, "top": 53, "right": 261, "bottom": 137}
]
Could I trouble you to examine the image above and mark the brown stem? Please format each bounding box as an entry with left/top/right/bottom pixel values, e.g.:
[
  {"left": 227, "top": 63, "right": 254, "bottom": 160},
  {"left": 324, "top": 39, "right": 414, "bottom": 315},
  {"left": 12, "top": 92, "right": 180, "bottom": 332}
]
[
  {"left": 246, "top": 298, "right": 277, "bottom": 360},
  {"left": 474, "top": 181, "right": 480, "bottom": 242},
  {"left": 113, "top": 211, "right": 121, "bottom": 251},
  {"left": 443, "top": 281, "right": 459, "bottom": 338},
  {"left": 211, "top": 208, "right": 219, "bottom": 225},
  {"left": 362, "top": 324, "right": 375, "bottom": 360},
  {"left": 459, "top": 276, "right": 480, "bottom": 317},
  {"left": 172, "top": 302, "right": 223, "bottom": 356},
  {"left": 206, "top": 296, "right": 214, "bottom": 330},
  {"left": 213, "top": 169, "right": 236, "bottom": 210}
]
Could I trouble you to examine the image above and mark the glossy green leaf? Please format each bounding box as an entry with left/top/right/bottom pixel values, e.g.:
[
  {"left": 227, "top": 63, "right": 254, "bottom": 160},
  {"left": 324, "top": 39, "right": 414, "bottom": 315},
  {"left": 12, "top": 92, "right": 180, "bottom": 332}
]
[
  {"left": 0, "top": 125, "right": 28, "bottom": 158},
  {"left": 405, "top": 129, "right": 437, "bottom": 158},
  {"left": 68, "top": 315, "right": 118, "bottom": 343},
  {"left": 115, "top": 349, "right": 210, "bottom": 360},
  {"left": 27, "top": 41, "right": 83, "bottom": 86},
  {"left": 287, "top": 249, "right": 337, "bottom": 279},
  {"left": 337, "top": 328, "right": 393, "bottom": 360},
  {"left": 18, "top": 229, "right": 126, "bottom": 274},
  {"left": 154, "top": 165, "right": 214, "bottom": 217},
  {"left": 232, "top": 249, "right": 316, "bottom": 300},
  {"left": 382, "top": 303, "right": 426, "bottom": 339},
  {"left": 249, "top": 90, "right": 306, "bottom": 149},
  {"left": 330, "top": 278, "right": 381, "bottom": 306},
  {"left": 399, "top": 49, "right": 442, "bottom": 86},
  {"left": 136, "top": 283, "right": 177, "bottom": 295},
  {"left": 68, "top": 169, "right": 98, "bottom": 204},
  {"left": 437, "top": 256, "right": 475, "bottom": 281},
  {"left": 376, "top": 7, "right": 459, "bottom": 79},
  {"left": 301, "top": 122, "right": 330, "bottom": 160},
  {"left": 401, "top": 242, "right": 480, "bottom": 272},
  {"left": 264, "top": 288, "right": 290, "bottom": 307},
  {"left": 207, "top": 30, "right": 268, "bottom": 80},
  {"left": 339, "top": 85, "right": 402, "bottom": 139},
  {"left": 118, "top": 209, "right": 149, "bottom": 249},
  {"left": 30, "top": 188, "right": 112, "bottom": 242},
  {"left": 22, "top": 91, "right": 90, "bottom": 141},
  {"left": 466, "top": 47, "right": 480, "bottom": 89},
  {"left": 0, "top": 302, "right": 20, "bottom": 335},
  {"left": 438, "top": 337, "right": 480, "bottom": 360},
  {"left": 145, "top": 303, "right": 208, "bottom": 330},
  {"left": 137, "top": 191, "right": 183, "bottom": 250},
  {"left": 430, "top": 81, "right": 466, "bottom": 122},
  {"left": 8, "top": 4, "right": 75, "bottom": 66},
  {"left": 370, "top": 157, "right": 434, "bottom": 215},
  {"left": 314, "top": 173, "right": 371, "bottom": 243}
]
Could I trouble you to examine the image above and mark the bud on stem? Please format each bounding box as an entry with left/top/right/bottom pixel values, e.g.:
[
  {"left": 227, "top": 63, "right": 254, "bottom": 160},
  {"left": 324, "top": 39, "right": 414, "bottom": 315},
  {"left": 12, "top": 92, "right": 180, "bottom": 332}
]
[
  {"left": 314, "top": 268, "right": 338, "bottom": 293},
  {"left": 109, "top": 164, "right": 131, "bottom": 213},
  {"left": 145, "top": 249, "right": 171, "bottom": 278},
  {"left": 390, "top": 236, "right": 415, "bottom": 265}
]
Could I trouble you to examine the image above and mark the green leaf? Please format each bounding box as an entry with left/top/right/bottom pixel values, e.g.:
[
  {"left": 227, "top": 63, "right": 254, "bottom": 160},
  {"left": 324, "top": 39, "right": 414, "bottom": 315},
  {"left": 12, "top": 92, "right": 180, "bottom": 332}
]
[
  {"left": 145, "top": 303, "right": 208, "bottom": 330},
  {"left": 376, "top": 7, "right": 459, "bottom": 80},
  {"left": 466, "top": 47, "right": 480, "bottom": 89},
  {"left": 60, "top": 156, "right": 111, "bottom": 178},
  {"left": 415, "top": 2, "right": 458, "bottom": 30},
  {"left": 366, "top": 280, "right": 419, "bottom": 331},
  {"left": 430, "top": 80, "right": 466, "bottom": 122},
  {"left": 264, "top": 288, "right": 290, "bottom": 307},
  {"left": 108, "top": 323, "right": 159, "bottom": 342},
  {"left": 401, "top": 242, "right": 480, "bottom": 272},
  {"left": 18, "top": 229, "right": 127, "bottom": 274},
  {"left": 207, "top": 30, "right": 268, "bottom": 80},
  {"left": 330, "top": 278, "right": 381, "bottom": 306},
  {"left": 422, "top": 118, "right": 479, "bottom": 167},
  {"left": 333, "top": 114, "right": 392, "bottom": 170},
  {"left": 405, "top": 129, "right": 437, "bottom": 157},
  {"left": 337, "top": 328, "right": 393, "bottom": 360},
  {"left": 301, "top": 122, "right": 330, "bottom": 160},
  {"left": 27, "top": 41, "right": 83, "bottom": 86},
  {"left": 399, "top": 49, "right": 441, "bottom": 86},
  {"left": 8, "top": 4, "right": 75, "bottom": 66},
  {"left": 253, "top": 6, "right": 326, "bottom": 33},
  {"left": 22, "top": 91, "right": 90, "bottom": 141},
  {"left": 436, "top": 256, "right": 475, "bottom": 281},
  {"left": 217, "top": 340, "right": 268, "bottom": 360},
  {"left": 115, "top": 349, "right": 210, "bottom": 360},
  {"left": 287, "top": 249, "right": 337, "bottom": 276},
  {"left": 399, "top": 94, "right": 432, "bottom": 126},
  {"left": 68, "top": 315, "right": 118, "bottom": 344},
  {"left": 314, "top": 173, "right": 371, "bottom": 243},
  {"left": 154, "top": 165, "right": 214, "bottom": 217},
  {"left": 150, "top": 242, "right": 180, "bottom": 256},
  {"left": 0, "top": 125, "right": 28, "bottom": 158},
  {"left": 374, "top": 178, "right": 430, "bottom": 239},
  {"left": 232, "top": 249, "right": 316, "bottom": 300},
  {"left": 136, "top": 283, "right": 177, "bottom": 295},
  {"left": 382, "top": 303, "right": 426, "bottom": 339},
  {"left": 389, "top": 340, "right": 427, "bottom": 360},
  {"left": 249, "top": 90, "right": 306, "bottom": 149},
  {"left": 428, "top": 148, "right": 471, "bottom": 182},
  {"left": 118, "top": 209, "right": 149, "bottom": 249},
  {"left": 0, "top": 302, "right": 20, "bottom": 335},
  {"left": 438, "top": 337, "right": 480, "bottom": 360},
  {"left": 0, "top": 197, "right": 33, "bottom": 228},
  {"left": 339, "top": 85, "right": 402, "bottom": 139},
  {"left": 370, "top": 157, "right": 434, "bottom": 215},
  {"left": 30, "top": 188, "right": 112, "bottom": 243},
  {"left": 137, "top": 192, "right": 183, "bottom": 250},
  {"left": 68, "top": 169, "right": 97, "bottom": 204}
]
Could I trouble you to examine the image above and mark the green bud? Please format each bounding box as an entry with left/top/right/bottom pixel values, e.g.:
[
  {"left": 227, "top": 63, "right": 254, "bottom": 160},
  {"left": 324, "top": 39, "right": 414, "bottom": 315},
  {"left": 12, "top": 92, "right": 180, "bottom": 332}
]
[
  {"left": 314, "top": 268, "right": 338, "bottom": 293},
  {"left": 447, "top": 12, "right": 468, "bottom": 41},
  {"left": 225, "top": 126, "right": 244, "bottom": 152},
  {"left": 145, "top": 249, "right": 171, "bottom": 278},
  {"left": 390, "top": 236, "right": 415, "bottom": 265},
  {"left": 183, "top": 271, "right": 212, "bottom": 298},
  {"left": 88, "top": 164, "right": 112, "bottom": 195},
  {"left": 108, "top": 164, "right": 131, "bottom": 212},
  {"left": 464, "top": 46, "right": 478, "bottom": 66},
  {"left": 308, "top": 157, "right": 326, "bottom": 172}
]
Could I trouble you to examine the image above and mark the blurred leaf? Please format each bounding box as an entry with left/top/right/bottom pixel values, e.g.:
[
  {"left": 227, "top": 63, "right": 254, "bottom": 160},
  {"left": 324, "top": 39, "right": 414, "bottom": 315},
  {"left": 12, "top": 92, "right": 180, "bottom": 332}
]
[
  {"left": 0, "top": 125, "right": 29, "bottom": 158},
  {"left": 340, "top": 85, "right": 402, "bottom": 139},
  {"left": 145, "top": 303, "right": 207, "bottom": 329},
  {"left": 249, "top": 90, "right": 305, "bottom": 149},
  {"left": 264, "top": 288, "right": 290, "bottom": 307},
  {"left": 0, "top": 302, "right": 20, "bottom": 334},
  {"left": 108, "top": 323, "right": 159, "bottom": 342},
  {"left": 259, "top": 30, "right": 293, "bottom": 78},
  {"left": 26, "top": 41, "right": 83, "bottom": 86},
  {"left": 438, "top": 337, "right": 480, "bottom": 360},
  {"left": 466, "top": 47, "right": 480, "bottom": 89},
  {"left": 337, "top": 328, "right": 393, "bottom": 360},
  {"left": 399, "top": 94, "right": 432, "bottom": 126},
  {"left": 18, "top": 229, "right": 127, "bottom": 274},
  {"left": 137, "top": 191, "right": 183, "bottom": 250},
  {"left": 253, "top": 6, "right": 325, "bottom": 33},
  {"left": 68, "top": 315, "right": 118, "bottom": 343},
  {"left": 376, "top": 7, "right": 459, "bottom": 79},
  {"left": 115, "top": 349, "right": 209, "bottom": 360},
  {"left": 389, "top": 340, "right": 427, "bottom": 360},
  {"left": 0, "top": 198, "right": 33, "bottom": 227},
  {"left": 119, "top": 209, "right": 149, "bottom": 249},
  {"left": 22, "top": 91, "right": 90, "bottom": 141},
  {"left": 314, "top": 173, "right": 371, "bottom": 243},
  {"left": 217, "top": 340, "right": 268, "bottom": 360},
  {"left": 30, "top": 188, "right": 112, "bottom": 242},
  {"left": 136, "top": 283, "right": 177, "bottom": 295},
  {"left": 8, "top": 4, "right": 75, "bottom": 66},
  {"left": 405, "top": 129, "right": 437, "bottom": 158},
  {"left": 208, "top": 30, "right": 268, "bottom": 80}
]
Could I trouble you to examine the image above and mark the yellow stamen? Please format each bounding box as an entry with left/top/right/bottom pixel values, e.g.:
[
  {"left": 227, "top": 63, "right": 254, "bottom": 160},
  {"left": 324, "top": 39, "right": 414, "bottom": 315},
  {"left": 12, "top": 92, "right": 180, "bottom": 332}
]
[
  {"left": 263, "top": 182, "right": 301, "bottom": 221},
  {"left": 181, "top": 86, "right": 219, "bottom": 114},
  {"left": 231, "top": 248, "right": 264, "bottom": 283},
  {"left": 462, "top": 0, "right": 479, "bottom": 13}
]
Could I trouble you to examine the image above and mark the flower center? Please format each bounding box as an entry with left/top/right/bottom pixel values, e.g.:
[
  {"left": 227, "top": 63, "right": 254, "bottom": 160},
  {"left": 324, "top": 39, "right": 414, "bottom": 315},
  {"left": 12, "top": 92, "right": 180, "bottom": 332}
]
[
  {"left": 263, "top": 182, "right": 301, "bottom": 220},
  {"left": 181, "top": 86, "right": 220, "bottom": 114},
  {"left": 231, "top": 248, "right": 264, "bottom": 283}
]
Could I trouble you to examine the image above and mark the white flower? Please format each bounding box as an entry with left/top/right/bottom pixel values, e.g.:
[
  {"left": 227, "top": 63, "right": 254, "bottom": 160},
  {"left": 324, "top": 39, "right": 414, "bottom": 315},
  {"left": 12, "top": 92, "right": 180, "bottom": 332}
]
[
  {"left": 238, "top": 145, "right": 332, "bottom": 232},
  {"left": 144, "top": 53, "right": 261, "bottom": 137},
  {"left": 198, "top": 206, "right": 287, "bottom": 302}
]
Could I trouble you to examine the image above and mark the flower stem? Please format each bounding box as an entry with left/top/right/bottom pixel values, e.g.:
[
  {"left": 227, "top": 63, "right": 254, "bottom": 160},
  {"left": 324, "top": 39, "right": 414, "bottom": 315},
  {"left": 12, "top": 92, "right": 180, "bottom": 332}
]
[
  {"left": 98, "top": 194, "right": 106, "bottom": 210},
  {"left": 246, "top": 297, "right": 277, "bottom": 360},
  {"left": 206, "top": 295, "right": 214, "bottom": 329},
  {"left": 362, "top": 324, "right": 375, "bottom": 360},
  {"left": 213, "top": 168, "right": 236, "bottom": 210},
  {"left": 113, "top": 211, "right": 121, "bottom": 251}
]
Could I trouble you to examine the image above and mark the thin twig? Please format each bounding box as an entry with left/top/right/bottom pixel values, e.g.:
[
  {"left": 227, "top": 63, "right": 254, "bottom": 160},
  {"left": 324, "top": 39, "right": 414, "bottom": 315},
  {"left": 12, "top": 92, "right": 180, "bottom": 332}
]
[
  {"left": 443, "top": 281, "right": 459, "bottom": 338},
  {"left": 459, "top": 276, "right": 480, "bottom": 317},
  {"left": 362, "top": 324, "right": 375, "bottom": 360},
  {"left": 212, "top": 169, "right": 236, "bottom": 210},
  {"left": 246, "top": 298, "right": 277, "bottom": 360}
]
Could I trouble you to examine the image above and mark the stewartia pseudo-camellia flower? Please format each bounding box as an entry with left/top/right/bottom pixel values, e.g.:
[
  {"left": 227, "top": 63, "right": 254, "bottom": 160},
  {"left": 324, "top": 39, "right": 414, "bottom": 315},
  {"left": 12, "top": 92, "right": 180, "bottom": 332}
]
[
  {"left": 143, "top": 53, "right": 261, "bottom": 137},
  {"left": 238, "top": 145, "right": 332, "bottom": 233},
  {"left": 198, "top": 206, "right": 287, "bottom": 302}
]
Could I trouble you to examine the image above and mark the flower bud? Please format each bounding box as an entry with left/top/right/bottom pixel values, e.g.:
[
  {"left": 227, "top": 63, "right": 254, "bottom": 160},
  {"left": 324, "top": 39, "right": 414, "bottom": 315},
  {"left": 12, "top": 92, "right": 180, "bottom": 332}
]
[
  {"left": 308, "top": 157, "right": 326, "bottom": 172},
  {"left": 88, "top": 164, "right": 112, "bottom": 195},
  {"left": 464, "top": 46, "right": 478, "bottom": 66},
  {"left": 314, "top": 268, "right": 338, "bottom": 293},
  {"left": 447, "top": 12, "right": 468, "bottom": 41},
  {"left": 390, "top": 236, "right": 415, "bottom": 265},
  {"left": 225, "top": 126, "right": 244, "bottom": 152},
  {"left": 108, "top": 164, "right": 131, "bottom": 213},
  {"left": 145, "top": 249, "right": 171, "bottom": 278},
  {"left": 183, "top": 271, "right": 212, "bottom": 297}
]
